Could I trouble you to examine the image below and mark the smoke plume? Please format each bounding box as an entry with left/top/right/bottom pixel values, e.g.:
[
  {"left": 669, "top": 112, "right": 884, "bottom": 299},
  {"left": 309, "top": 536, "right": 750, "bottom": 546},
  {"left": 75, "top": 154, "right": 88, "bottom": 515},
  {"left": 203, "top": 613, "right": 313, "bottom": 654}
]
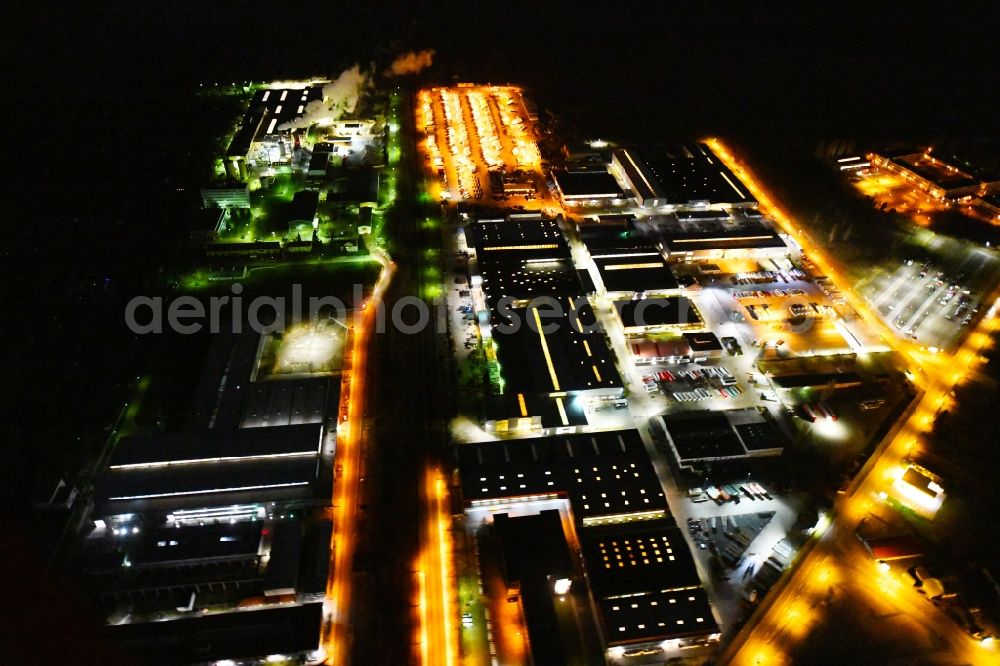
[
  {"left": 279, "top": 64, "right": 371, "bottom": 131},
  {"left": 385, "top": 50, "right": 435, "bottom": 76}
]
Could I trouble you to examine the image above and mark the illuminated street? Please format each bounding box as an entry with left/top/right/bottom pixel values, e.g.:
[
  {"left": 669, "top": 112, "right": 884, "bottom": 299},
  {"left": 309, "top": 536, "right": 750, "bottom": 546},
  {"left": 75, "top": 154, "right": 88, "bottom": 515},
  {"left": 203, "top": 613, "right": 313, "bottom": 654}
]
[
  {"left": 711, "top": 142, "right": 1000, "bottom": 666},
  {"left": 325, "top": 244, "right": 395, "bottom": 665},
  {"left": 415, "top": 467, "right": 458, "bottom": 666},
  {"left": 707, "top": 138, "right": 959, "bottom": 385}
]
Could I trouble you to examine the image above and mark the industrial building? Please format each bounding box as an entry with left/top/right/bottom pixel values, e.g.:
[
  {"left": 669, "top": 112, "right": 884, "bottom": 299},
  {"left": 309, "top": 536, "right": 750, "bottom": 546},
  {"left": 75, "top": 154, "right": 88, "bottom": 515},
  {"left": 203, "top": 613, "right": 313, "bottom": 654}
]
[
  {"left": 591, "top": 254, "right": 679, "bottom": 295},
  {"left": 204, "top": 240, "right": 283, "bottom": 263},
  {"left": 579, "top": 224, "right": 679, "bottom": 296},
  {"left": 612, "top": 147, "right": 668, "bottom": 208},
  {"left": 584, "top": 520, "right": 718, "bottom": 652},
  {"left": 225, "top": 85, "right": 325, "bottom": 180},
  {"left": 188, "top": 207, "right": 229, "bottom": 243},
  {"left": 491, "top": 510, "right": 574, "bottom": 665},
  {"left": 646, "top": 210, "right": 788, "bottom": 259},
  {"left": 975, "top": 192, "right": 1000, "bottom": 223},
  {"left": 575, "top": 213, "right": 636, "bottom": 230},
  {"left": 491, "top": 297, "right": 622, "bottom": 395},
  {"left": 457, "top": 430, "right": 720, "bottom": 657},
  {"left": 868, "top": 148, "right": 1000, "bottom": 202},
  {"left": 307, "top": 150, "right": 330, "bottom": 179},
  {"left": 464, "top": 215, "right": 623, "bottom": 432},
  {"left": 467, "top": 216, "right": 583, "bottom": 311},
  {"left": 614, "top": 296, "right": 704, "bottom": 334},
  {"left": 647, "top": 143, "right": 757, "bottom": 208},
  {"left": 612, "top": 143, "right": 758, "bottom": 210},
  {"left": 891, "top": 461, "right": 947, "bottom": 519},
  {"left": 552, "top": 168, "right": 626, "bottom": 207},
  {"left": 200, "top": 183, "right": 251, "bottom": 209},
  {"left": 77, "top": 324, "right": 342, "bottom": 664},
  {"left": 282, "top": 189, "right": 320, "bottom": 234},
  {"left": 657, "top": 409, "right": 786, "bottom": 470},
  {"left": 94, "top": 424, "right": 326, "bottom": 514},
  {"left": 104, "top": 602, "right": 325, "bottom": 666},
  {"left": 629, "top": 331, "right": 723, "bottom": 365}
]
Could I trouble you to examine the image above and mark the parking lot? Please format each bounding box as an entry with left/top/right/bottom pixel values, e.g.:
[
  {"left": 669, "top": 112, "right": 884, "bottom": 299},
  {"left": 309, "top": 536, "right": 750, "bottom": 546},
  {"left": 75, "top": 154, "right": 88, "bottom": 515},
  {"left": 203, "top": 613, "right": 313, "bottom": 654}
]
[
  {"left": 644, "top": 364, "right": 747, "bottom": 405},
  {"left": 661, "top": 478, "right": 808, "bottom": 644},
  {"left": 862, "top": 258, "right": 986, "bottom": 351},
  {"left": 418, "top": 85, "right": 544, "bottom": 206},
  {"left": 697, "top": 277, "right": 861, "bottom": 358},
  {"left": 443, "top": 228, "right": 482, "bottom": 366}
]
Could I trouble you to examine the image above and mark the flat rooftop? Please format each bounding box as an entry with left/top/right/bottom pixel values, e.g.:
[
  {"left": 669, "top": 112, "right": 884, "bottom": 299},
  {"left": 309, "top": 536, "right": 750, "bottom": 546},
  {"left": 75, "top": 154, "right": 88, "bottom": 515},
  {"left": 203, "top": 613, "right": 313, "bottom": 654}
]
[
  {"left": 891, "top": 152, "right": 978, "bottom": 189},
  {"left": 97, "top": 455, "right": 320, "bottom": 506},
  {"left": 493, "top": 299, "right": 622, "bottom": 396},
  {"left": 485, "top": 392, "right": 589, "bottom": 429},
  {"left": 108, "top": 423, "right": 323, "bottom": 468},
  {"left": 308, "top": 150, "right": 330, "bottom": 172},
  {"left": 644, "top": 143, "right": 756, "bottom": 206},
  {"left": 651, "top": 214, "right": 786, "bottom": 252},
  {"left": 479, "top": 257, "right": 586, "bottom": 310},
  {"left": 129, "top": 521, "right": 263, "bottom": 568},
  {"left": 613, "top": 148, "right": 666, "bottom": 202},
  {"left": 598, "top": 588, "right": 718, "bottom": 646},
  {"left": 614, "top": 297, "right": 702, "bottom": 328},
  {"left": 770, "top": 371, "right": 863, "bottom": 388},
  {"left": 684, "top": 331, "right": 723, "bottom": 353},
  {"left": 96, "top": 422, "right": 324, "bottom": 514},
  {"left": 553, "top": 169, "right": 624, "bottom": 199},
  {"left": 284, "top": 189, "right": 319, "bottom": 225},
  {"left": 580, "top": 227, "right": 658, "bottom": 257},
  {"left": 663, "top": 411, "right": 745, "bottom": 460},
  {"left": 735, "top": 420, "right": 786, "bottom": 452},
  {"left": 106, "top": 602, "right": 323, "bottom": 665},
  {"left": 458, "top": 429, "right": 668, "bottom": 524},
  {"left": 661, "top": 409, "right": 785, "bottom": 464},
  {"left": 227, "top": 86, "right": 325, "bottom": 157},
  {"left": 593, "top": 255, "right": 678, "bottom": 293},
  {"left": 579, "top": 213, "right": 636, "bottom": 229},
  {"left": 493, "top": 511, "right": 571, "bottom": 665},
  {"left": 264, "top": 519, "right": 304, "bottom": 596},
  {"left": 188, "top": 331, "right": 263, "bottom": 431},
  {"left": 495, "top": 510, "right": 572, "bottom": 583},
  {"left": 581, "top": 520, "right": 701, "bottom": 597},
  {"left": 240, "top": 378, "right": 331, "bottom": 428},
  {"left": 629, "top": 337, "right": 691, "bottom": 359},
  {"left": 467, "top": 217, "right": 568, "bottom": 258}
]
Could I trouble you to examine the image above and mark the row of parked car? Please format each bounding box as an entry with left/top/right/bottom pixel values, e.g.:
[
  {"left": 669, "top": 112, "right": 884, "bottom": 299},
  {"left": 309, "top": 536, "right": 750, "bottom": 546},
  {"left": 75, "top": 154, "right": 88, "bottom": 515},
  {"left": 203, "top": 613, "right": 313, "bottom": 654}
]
[
  {"left": 731, "top": 287, "right": 806, "bottom": 301},
  {"left": 731, "top": 269, "right": 806, "bottom": 285},
  {"left": 699, "top": 482, "right": 772, "bottom": 504}
]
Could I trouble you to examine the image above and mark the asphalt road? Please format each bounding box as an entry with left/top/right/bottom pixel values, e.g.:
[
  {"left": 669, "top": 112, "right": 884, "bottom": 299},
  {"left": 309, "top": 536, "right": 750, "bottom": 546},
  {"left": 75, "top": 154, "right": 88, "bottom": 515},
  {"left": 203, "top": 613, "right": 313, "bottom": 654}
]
[{"left": 345, "top": 86, "right": 456, "bottom": 665}]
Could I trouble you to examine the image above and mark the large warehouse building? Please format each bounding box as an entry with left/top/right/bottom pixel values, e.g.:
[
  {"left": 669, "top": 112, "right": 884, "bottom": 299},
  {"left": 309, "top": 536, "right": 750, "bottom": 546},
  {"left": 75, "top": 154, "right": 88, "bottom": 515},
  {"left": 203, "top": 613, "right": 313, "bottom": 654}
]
[
  {"left": 225, "top": 85, "right": 325, "bottom": 180},
  {"left": 646, "top": 210, "right": 788, "bottom": 260},
  {"left": 579, "top": 224, "right": 679, "bottom": 297},
  {"left": 552, "top": 168, "right": 627, "bottom": 207},
  {"left": 612, "top": 143, "right": 758, "bottom": 211},
  {"left": 658, "top": 408, "right": 786, "bottom": 471},
  {"left": 458, "top": 430, "right": 721, "bottom": 659},
  {"left": 465, "top": 215, "right": 623, "bottom": 433},
  {"left": 78, "top": 325, "right": 343, "bottom": 665},
  {"left": 868, "top": 148, "right": 1000, "bottom": 201}
]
